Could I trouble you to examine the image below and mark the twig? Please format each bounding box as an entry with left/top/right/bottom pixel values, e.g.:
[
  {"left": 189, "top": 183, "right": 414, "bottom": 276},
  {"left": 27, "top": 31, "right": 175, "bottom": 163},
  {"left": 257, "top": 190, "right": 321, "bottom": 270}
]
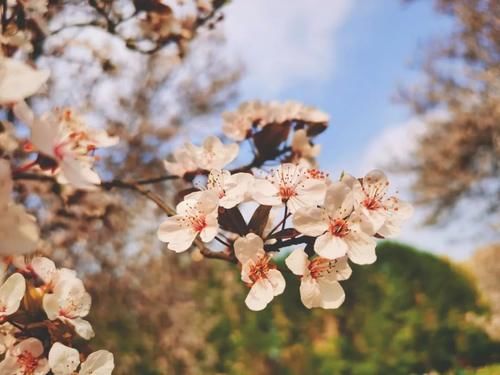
[
  {"left": 265, "top": 212, "right": 292, "bottom": 240},
  {"left": 13, "top": 172, "right": 234, "bottom": 262}
]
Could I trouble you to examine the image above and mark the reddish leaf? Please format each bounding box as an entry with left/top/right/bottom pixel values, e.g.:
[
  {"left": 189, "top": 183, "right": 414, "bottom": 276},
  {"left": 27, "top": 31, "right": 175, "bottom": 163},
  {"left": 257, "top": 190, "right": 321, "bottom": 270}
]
[{"left": 248, "top": 205, "right": 272, "bottom": 236}]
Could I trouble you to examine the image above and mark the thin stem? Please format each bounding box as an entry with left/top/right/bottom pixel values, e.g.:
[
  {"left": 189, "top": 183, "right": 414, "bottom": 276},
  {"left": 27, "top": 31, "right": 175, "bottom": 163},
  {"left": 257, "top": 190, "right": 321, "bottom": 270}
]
[
  {"left": 13, "top": 172, "right": 235, "bottom": 262},
  {"left": 1, "top": 0, "right": 7, "bottom": 33},
  {"left": 214, "top": 236, "right": 231, "bottom": 248},
  {"left": 281, "top": 205, "right": 288, "bottom": 231},
  {"left": 265, "top": 211, "right": 292, "bottom": 240},
  {"left": 9, "top": 321, "right": 24, "bottom": 331},
  {"left": 134, "top": 174, "right": 179, "bottom": 185},
  {"left": 13, "top": 160, "right": 38, "bottom": 174}
]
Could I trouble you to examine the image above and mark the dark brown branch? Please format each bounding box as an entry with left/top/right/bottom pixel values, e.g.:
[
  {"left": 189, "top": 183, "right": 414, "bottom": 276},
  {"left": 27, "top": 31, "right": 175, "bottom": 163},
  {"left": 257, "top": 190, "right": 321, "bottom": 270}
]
[
  {"left": 13, "top": 172, "right": 234, "bottom": 262},
  {"left": 264, "top": 235, "right": 313, "bottom": 253},
  {"left": 1, "top": 0, "right": 7, "bottom": 33}
]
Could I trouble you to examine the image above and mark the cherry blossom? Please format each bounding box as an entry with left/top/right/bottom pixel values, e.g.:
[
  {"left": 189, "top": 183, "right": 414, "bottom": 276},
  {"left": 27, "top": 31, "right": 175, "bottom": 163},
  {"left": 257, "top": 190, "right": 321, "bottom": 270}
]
[
  {"left": 19, "top": 107, "right": 118, "bottom": 190},
  {"left": 0, "top": 160, "right": 39, "bottom": 255},
  {"left": 293, "top": 182, "right": 377, "bottom": 264},
  {"left": 164, "top": 136, "right": 239, "bottom": 177},
  {"left": 343, "top": 170, "right": 413, "bottom": 236},
  {"left": 12, "top": 256, "right": 56, "bottom": 285},
  {"left": 0, "top": 323, "right": 17, "bottom": 355},
  {"left": 43, "top": 276, "right": 94, "bottom": 340},
  {"left": 163, "top": 146, "right": 199, "bottom": 177},
  {"left": 0, "top": 57, "right": 49, "bottom": 104},
  {"left": 291, "top": 129, "right": 321, "bottom": 159},
  {"left": 0, "top": 272, "right": 26, "bottom": 318},
  {"left": 0, "top": 338, "right": 49, "bottom": 375},
  {"left": 286, "top": 248, "right": 351, "bottom": 309},
  {"left": 252, "top": 163, "right": 327, "bottom": 213},
  {"left": 157, "top": 191, "right": 219, "bottom": 252},
  {"left": 222, "top": 100, "right": 329, "bottom": 141},
  {"left": 222, "top": 100, "right": 267, "bottom": 141},
  {"left": 188, "top": 169, "right": 253, "bottom": 209},
  {"left": 234, "top": 234, "right": 285, "bottom": 311},
  {"left": 190, "top": 136, "right": 239, "bottom": 171},
  {"left": 48, "top": 342, "right": 114, "bottom": 375}
]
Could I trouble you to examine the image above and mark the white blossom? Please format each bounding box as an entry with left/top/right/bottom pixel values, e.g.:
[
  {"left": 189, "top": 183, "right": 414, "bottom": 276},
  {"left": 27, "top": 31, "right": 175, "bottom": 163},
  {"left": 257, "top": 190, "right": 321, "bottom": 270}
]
[
  {"left": 222, "top": 100, "right": 328, "bottom": 141},
  {"left": 188, "top": 169, "right": 253, "bottom": 209},
  {"left": 190, "top": 136, "right": 239, "bottom": 171},
  {"left": 344, "top": 170, "right": 413, "bottom": 236},
  {"left": 0, "top": 272, "right": 26, "bottom": 318},
  {"left": 0, "top": 160, "right": 39, "bottom": 255},
  {"left": 43, "top": 276, "right": 94, "bottom": 340},
  {"left": 252, "top": 163, "right": 327, "bottom": 213},
  {"left": 21, "top": 107, "right": 118, "bottom": 190},
  {"left": 163, "top": 146, "right": 199, "bottom": 177},
  {"left": 0, "top": 57, "right": 49, "bottom": 104},
  {"left": 293, "top": 182, "right": 377, "bottom": 264},
  {"left": 0, "top": 338, "right": 49, "bottom": 375},
  {"left": 164, "top": 136, "right": 239, "bottom": 177},
  {"left": 157, "top": 191, "right": 219, "bottom": 252},
  {"left": 222, "top": 101, "right": 266, "bottom": 141},
  {"left": 12, "top": 256, "right": 56, "bottom": 285},
  {"left": 0, "top": 323, "right": 17, "bottom": 355},
  {"left": 291, "top": 129, "right": 321, "bottom": 159},
  {"left": 286, "top": 248, "right": 351, "bottom": 309},
  {"left": 49, "top": 343, "right": 114, "bottom": 375},
  {"left": 234, "top": 234, "right": 285, "bottom": 311}
]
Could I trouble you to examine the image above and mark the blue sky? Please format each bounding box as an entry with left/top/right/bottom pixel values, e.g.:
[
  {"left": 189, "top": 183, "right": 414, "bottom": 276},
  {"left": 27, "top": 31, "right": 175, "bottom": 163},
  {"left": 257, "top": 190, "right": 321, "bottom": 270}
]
[{"left": 222, "top": 0, "right": 497, "bottom": 259}]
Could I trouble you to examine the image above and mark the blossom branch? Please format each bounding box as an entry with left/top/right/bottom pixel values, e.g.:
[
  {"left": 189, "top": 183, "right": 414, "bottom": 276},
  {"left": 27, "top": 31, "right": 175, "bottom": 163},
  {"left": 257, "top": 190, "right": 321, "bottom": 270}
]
[{"left": 12, "top": 172, "right": 234, "bottom": 262}]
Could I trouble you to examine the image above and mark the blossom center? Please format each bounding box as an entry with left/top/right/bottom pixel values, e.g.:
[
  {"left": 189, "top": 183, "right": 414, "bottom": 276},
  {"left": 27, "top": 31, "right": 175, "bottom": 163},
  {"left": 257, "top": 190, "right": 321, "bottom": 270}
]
[
  {"left": 307, "top": 169, "right": 327, "bottom": 180},
  {"left": 308, "top": 258, "right": 338, "bottom": 279},
  {"left": 17, "top": 351, "right": 39, "bottom": 374},
  {"left": 328, "top": 218, "right": 350, "bottom": 237},
  {"left": 362, "top": 197, "right": 382, "bottom": 210},
  {"left": 190, "top": 215, "right": 207, "bottom": 233},
  {"left": 248, "top": 255, "right": 273, "bottom": 283},
  {"left": 279, "top": 185, "right": 297, "bottom": 201}
]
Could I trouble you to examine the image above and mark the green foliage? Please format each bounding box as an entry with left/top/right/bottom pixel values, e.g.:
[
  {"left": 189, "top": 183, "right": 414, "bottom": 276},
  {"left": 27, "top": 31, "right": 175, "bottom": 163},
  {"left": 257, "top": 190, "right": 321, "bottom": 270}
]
[
  {"left": 207, "top": 242, "right": 500, "bottom": 374},
  {"left": 91, "top": 242, "right": 500, "bottom": 374}
]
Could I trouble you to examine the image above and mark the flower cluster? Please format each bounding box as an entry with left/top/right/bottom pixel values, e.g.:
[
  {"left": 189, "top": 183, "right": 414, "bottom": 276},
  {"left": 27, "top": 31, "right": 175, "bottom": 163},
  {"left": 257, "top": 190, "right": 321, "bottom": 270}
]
[
  {"left": 157, "top": 102, "right": 413, "bottom": 311},
  {"left": 15, "top": 105, "right": 119, "bottom": 190},
  {"left": 222, "top": 100, "right": 328, "bottom": 141},
  {"left": 0, "top": 160, "right": 39, "bottom": 255},
  {"left": 0, "top": 256, "right": 114, "bottom": 374},
  {"left": 0, "top": 62, "right": 115, "bottom": 371},
  {"left": 1, "top": 32, "right": 413, "bottom": 372}
]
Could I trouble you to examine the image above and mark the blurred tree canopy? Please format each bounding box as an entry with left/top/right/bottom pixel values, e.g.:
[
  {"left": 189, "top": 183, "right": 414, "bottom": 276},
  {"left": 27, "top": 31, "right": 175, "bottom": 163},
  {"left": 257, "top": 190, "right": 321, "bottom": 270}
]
[
  {"left": 1, "top": 0, "right": 240, "bottom": 271},
  {"left": 400, "top": 0, "right": 499, "bottom": 223},
  {"left": 89, "top": 242, "right": 500, "bottom": 374},
  {"left": 467, "top": 243, "right": 500, "bottom": 341}
]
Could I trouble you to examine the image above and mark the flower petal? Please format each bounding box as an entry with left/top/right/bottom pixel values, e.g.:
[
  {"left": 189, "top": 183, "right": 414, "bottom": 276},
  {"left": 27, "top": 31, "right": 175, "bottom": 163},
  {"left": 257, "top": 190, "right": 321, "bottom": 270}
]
[
  {"left": 0, "top": 273, "right": 25, "bottom": 316},
  {"left": 234, "top": 233, "right": 264, "bottom": 264},
  {"left": 285, "top": 248, "right": 309, "bottom": 276},
  {"left": 49, "top": 343, "right": 80, "bottom": 375},
  {"left": 317, "top": 279, "right": 345, "bottom": 309},
  {"left": 68, "top": 317, "right": 95, "bottom": 340},
  {"left": 299, "top": 277, "right": 321, "bottom": 309},
  {"left": 314, "top": 233, "right": 348, "bottom": 260},
  {"left": 79, "top": 350, "right": 114, "bottom": 375},
  {"left": 346, "top": 231, "right": 377, "bottom": 265},
  {"left": 245, "top": 279, "right": 274, "bottom": 311},
  {"left": 157, "top": 217, "right": 196, "bottom": 253},
  {"left": 267, "top": 269, "right": 286, "bottom": 296},
  {"left": 292, "top": 207, "right": 328, "bottom": 236}
]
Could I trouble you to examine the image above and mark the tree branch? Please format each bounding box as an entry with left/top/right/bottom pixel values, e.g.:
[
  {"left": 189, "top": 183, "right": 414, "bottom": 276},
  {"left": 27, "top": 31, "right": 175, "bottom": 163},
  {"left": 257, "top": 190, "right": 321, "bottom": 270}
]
[{"left": 13, "top": 172, "right": 234, "bottom": 262}]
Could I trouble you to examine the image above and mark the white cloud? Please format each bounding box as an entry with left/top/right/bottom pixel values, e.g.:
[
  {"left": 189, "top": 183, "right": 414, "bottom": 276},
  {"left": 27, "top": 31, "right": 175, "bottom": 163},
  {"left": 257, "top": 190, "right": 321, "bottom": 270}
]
[
  {"left": 358, "top": 117, "right": 498, "bottom": 260},
  {"left": 223, "top": 0, "right": 353, "bottom": 97}
]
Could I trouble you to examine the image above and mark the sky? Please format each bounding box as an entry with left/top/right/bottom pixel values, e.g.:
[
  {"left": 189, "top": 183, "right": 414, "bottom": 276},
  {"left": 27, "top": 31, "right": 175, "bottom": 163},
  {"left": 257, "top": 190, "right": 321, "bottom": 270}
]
[{"left": 222, "top": 0, "right": 497, "bottom": 260}]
